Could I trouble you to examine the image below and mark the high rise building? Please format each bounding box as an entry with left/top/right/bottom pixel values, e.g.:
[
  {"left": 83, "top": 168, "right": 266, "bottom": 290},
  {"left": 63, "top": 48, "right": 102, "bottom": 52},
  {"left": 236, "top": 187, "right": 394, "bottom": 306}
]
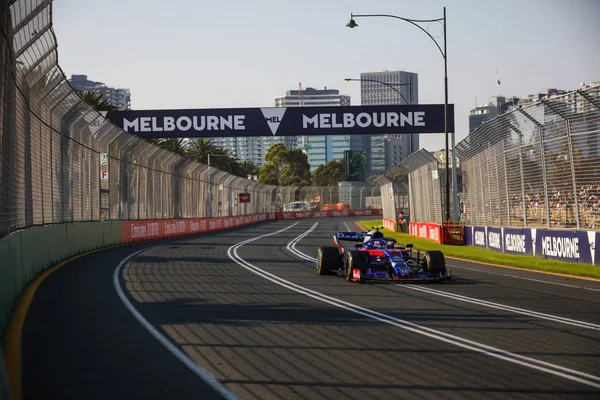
[
  {"left": 68, "top": 74, "right": 131, "bottom": 110},
  {"left": 359, "top": 70, "right": 419, "bottom": 172},
  {"left": 275, "top": 86, "right": 351, "bottom": 171},
  {"left": 469, "top": 96, "right": 520, "bottom": 133}
]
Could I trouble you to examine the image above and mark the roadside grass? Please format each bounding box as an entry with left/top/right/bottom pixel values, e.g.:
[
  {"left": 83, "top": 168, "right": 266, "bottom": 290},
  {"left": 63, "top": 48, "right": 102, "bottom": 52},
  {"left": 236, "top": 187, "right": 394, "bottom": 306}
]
[{"left": 357, "top": 219, "right": 600, "bottom": 280}]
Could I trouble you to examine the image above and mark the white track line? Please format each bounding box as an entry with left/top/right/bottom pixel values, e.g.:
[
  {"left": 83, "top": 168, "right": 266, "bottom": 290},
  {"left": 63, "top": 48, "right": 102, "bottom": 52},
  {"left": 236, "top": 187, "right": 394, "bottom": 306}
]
[
  {"left": 447, "top": 264, "right": 593, "bottom": 289},
  {"left": 286, "top": 222, "right": 319, "bottom": 261},
  {"left": 292, "top": 226, "right": 600, "bottom": 331},
  {"left": 400, "top": 285, "right": 600, "bottom": 331},
  {"left": 228, "top": 224, "right": 600, "bottom": 389},
  {"left": 114, "top": 247, "right": 239, "bottom": 400}
]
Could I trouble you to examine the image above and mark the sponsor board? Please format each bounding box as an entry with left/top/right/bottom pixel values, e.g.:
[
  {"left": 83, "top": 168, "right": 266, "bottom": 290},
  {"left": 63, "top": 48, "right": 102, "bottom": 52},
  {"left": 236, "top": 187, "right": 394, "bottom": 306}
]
[
  {"left": 409, "top": 222, "right": 442, "bottom": 244},
  {"left": 463, "top": 226, "right": 598, "bottom": 265},
  {"left": 105, "top": 105, "right": 454, "bottom": 139},
  {"left": 122, "top": 213, "right": 277, "bottom": 243},
  {"left": 487, "top": 226, "right": 503, "bottom": 252},
  {"left": 464, "top": 226, "right": 473, "bottom": 246},
  {"left": 503, "top": 228, "right": 533, "bottom": 256},
  {"left": 472, "top": 226, "right": 487, "bottom": 248},
  {"left": 383, "top": 218, "right": 396, "bottom": 232},
  {"left": 534, "top": 229, "right": 594, "bottom": 265}
]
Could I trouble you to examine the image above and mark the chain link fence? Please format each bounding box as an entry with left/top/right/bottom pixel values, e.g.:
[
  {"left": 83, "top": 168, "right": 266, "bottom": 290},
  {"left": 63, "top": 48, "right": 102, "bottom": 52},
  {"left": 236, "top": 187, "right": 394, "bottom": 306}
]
[
  {"left": 400, "top": 149, "right": 444, "bottom": 225},
  {"left": 0, "top": 0, "right": 369, "bottom": 240},
  {"left": 455, "top": 86, "right": 600, "bottom": 229},
  {"left": 372, "top": 176, "right": 408, "bottom": 224}
]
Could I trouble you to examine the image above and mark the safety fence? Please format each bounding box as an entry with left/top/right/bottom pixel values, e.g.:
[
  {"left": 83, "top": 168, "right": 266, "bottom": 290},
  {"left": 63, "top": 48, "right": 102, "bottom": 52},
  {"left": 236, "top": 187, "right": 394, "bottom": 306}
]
[
  {"left": 0, "top": 0, "right": 366, "bottom": 241},
  {"left": 372, "top": 176, "right": 408, "bottom": 232},
  {"left": 455, "top": 86, "right": 600, "bottom": 229},
  {"left": 400, "top": 149, "right": 444, "bottom": 225}
]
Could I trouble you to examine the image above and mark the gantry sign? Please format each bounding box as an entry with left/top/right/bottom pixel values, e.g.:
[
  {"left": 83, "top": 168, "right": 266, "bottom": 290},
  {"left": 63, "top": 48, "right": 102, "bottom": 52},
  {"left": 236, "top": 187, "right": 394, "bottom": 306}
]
[{"left": 105, "top": 104, "right": 454, "bottom": 138}]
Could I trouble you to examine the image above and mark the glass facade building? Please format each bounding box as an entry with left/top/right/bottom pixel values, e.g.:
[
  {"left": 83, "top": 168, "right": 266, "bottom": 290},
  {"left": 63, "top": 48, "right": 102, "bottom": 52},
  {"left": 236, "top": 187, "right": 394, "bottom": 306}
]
[{"left": 360, "top": 70, "right": 419, "bottom": 172}]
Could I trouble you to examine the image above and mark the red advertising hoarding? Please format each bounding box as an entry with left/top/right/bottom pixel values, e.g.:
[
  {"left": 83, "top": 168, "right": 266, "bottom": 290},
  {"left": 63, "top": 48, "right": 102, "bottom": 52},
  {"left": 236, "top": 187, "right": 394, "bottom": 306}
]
[
  {"left": 239, "top": 193, "right": 251, "bottom": 203},
  {"left": 409, "top": 221, "right": 442, "bottom": 244}
]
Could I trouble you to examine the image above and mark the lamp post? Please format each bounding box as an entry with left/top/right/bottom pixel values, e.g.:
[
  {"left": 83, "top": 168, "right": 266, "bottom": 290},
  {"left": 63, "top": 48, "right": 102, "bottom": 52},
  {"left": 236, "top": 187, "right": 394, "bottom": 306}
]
[
  {"left": 344, "top": 77, "right": 415, "bottom": 154},
  {"left": 346, "top": 8, "right": 455, "bottom": 222},
  {"left": 344, "top": 77, "right": 410, "bottom": 104}
]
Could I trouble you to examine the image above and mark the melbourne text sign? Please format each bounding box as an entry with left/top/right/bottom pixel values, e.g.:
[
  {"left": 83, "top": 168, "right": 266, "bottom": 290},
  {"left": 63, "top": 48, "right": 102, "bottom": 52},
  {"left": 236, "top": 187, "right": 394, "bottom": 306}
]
[
  {"left": 105, "top": 104, "right": 454, "bottom": 138},
  {"left": 464, "top": 226, "right": 597, "bottom": 265}
]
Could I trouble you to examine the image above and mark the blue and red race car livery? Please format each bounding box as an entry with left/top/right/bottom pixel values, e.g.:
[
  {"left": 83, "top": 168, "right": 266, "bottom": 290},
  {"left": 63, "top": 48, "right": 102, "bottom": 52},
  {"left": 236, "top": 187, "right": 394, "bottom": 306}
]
[{"left": 317, "top": 227, "right": 451, "bottom": 283}]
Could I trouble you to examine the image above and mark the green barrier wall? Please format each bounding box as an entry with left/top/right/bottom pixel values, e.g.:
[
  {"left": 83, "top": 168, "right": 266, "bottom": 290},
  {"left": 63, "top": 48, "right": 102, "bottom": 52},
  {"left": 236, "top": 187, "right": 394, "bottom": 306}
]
[
  {"left": 0, "top": 222, "right": 123, "bottom": 339},
  {"left": 0, "top": 221, "right": 123, "bottom": 400}
]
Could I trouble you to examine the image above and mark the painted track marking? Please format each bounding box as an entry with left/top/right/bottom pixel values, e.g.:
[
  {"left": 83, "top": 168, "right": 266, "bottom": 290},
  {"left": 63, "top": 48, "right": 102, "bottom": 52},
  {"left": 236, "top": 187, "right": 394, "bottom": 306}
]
[
  {"left": 230, "top": 223, "right": 600, "bottom": 389},
  {"left": 114, "top": 247, "right": 239, "bottom": 400},
  {"left": 448, "top": 264, "right": 599, "bottom": 291},
  {"left": 286, "top": 222, "right": 319, "bottom": 261}
]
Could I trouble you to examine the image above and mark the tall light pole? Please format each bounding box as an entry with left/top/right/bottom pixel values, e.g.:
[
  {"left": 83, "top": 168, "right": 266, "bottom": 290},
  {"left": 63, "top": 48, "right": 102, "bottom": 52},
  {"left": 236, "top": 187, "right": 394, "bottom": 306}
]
[
  {"left": 344, "top": 77, "right": 410, "bottom": 104},
  {"left": 344, "top": 77, "right": 415, "bottom": 154},
  {"left": 346, "top": 8, "right": 455, "bottom": 222}
]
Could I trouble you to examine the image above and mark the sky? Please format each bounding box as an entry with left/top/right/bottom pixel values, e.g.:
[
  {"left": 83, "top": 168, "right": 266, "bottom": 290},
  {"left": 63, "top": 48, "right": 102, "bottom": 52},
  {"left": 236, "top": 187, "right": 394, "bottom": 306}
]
[{"left": 52, "top": 0, "right": 600, "bottom": 152}]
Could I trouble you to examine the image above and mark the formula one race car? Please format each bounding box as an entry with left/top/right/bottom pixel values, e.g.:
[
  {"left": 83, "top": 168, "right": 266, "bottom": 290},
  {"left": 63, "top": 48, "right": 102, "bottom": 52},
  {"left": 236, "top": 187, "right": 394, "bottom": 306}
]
[{"left": 316, "top": 227, "right": 451, "bottom": 283}]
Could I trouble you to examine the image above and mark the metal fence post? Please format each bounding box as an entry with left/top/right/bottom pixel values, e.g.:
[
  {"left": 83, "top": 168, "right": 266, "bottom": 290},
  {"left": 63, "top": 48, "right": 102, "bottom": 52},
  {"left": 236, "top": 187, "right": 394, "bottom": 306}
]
[
  {"left": 502, "top": 139, "right": 511, "bottom": 226},
  {"left": 538, "top": 125, "right": 551, "bottom": 227},
  {"left": 543, "top": 99, "right": 581, "bottom": 229}
]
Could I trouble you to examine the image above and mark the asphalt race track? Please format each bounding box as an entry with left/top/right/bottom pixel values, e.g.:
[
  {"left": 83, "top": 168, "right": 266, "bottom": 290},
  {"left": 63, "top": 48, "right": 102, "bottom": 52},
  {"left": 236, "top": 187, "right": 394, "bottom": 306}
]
[{"left": 22, "top": 218, "right": 600, "bottom": 399}]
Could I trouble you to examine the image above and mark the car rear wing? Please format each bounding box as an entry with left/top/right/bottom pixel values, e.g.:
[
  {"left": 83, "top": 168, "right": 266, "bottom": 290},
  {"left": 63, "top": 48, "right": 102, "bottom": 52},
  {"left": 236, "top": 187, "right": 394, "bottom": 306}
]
[{"left": 334, "top": 231, "right": 366, "bottom": 242}]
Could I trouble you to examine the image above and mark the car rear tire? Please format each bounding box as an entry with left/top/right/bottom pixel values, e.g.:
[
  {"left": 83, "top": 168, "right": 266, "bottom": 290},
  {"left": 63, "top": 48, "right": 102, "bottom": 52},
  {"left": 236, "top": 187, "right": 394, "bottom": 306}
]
[
  {"left": 423, "top": 250, "right": 447, "bottom": 276},
  {"left": 346, "top": 250, "right": 369, "bottom": 281},
  {"left": 317, "top": 246, "right": 339, "bottom": 275}
]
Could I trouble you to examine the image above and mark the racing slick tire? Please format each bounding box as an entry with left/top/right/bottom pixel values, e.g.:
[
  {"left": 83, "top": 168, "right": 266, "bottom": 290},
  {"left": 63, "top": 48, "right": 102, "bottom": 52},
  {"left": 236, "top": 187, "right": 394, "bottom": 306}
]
[
  {"left": 423, "top": 250, "right": 447, "bottom": 276},
  {"left": 346, "top": 250, "right": 369, "bottom": 282},
  {"left": 317, "top": 246, "right": 340, "bottom": 275}
]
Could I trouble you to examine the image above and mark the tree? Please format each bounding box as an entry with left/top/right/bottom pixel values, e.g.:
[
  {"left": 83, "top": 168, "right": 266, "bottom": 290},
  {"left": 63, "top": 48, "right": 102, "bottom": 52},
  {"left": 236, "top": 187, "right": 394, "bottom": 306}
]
[
  {"left": 155, "top": 138, "right": 188, "bottom": 156},
  {"left": 312, "top": 160, "right": 345, "bottom": 186},
  {"left": 208, "top": 147, "right": 242, "bottom": 174},
  {"left": 258, "top": 143, "right": 311, "bottom": 186},
  {"left": 76, "top": 90, "right": 119, "bottom": 112},
  {"left": 236, "top": 160, "right": 260, "bottom": 179},
  {"left": 186, "top": 138, "right": 219, "bottom": 164}
]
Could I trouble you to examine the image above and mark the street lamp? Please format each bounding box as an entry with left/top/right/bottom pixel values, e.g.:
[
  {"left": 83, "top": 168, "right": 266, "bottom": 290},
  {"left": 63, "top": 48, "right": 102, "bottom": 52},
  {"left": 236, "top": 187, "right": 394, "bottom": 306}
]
[
  {"left": 346, "top": 8, "right": 456, "bottom": 222},
  {"left": 344, "top": 77, "right": 409, "bottom": 104},
  {"left": 344, "top": 77, "right": 415, "bottom": 154}
]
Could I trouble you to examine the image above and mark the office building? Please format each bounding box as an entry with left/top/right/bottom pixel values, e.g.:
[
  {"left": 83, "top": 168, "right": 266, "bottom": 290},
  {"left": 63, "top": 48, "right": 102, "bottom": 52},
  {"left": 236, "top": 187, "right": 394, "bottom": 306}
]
[
  {"left": 360, "top": 70, "right": 419, "bottom": 172},
  {"left": 275, "top": 86, "right": 351, "bottom": 171},
  {"left": 468, "top": 95, "right": 520, "bottom": 133},
  {"left": 68, "top": 74, "right": 131, "bottom": 110}
]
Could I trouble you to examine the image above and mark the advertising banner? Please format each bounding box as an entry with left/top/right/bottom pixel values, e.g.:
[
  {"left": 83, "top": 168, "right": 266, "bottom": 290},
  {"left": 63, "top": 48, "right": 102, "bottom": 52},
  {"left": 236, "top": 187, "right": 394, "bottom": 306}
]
[
  {"left": 464, "top": 226, "right": 473, "bottom": 246},
  {"left": 239, "top": 193, "right": 251, "bottom": 203},
  {"left": 502, "top": 227, "right": 533, "bottom": 256},
  {"left": 472, "top": 226, "right": 487, "bottom": 248},
  {"left": 486, "top": 226, "right": 503, "bottom": 252},
  {"left": 409, "top": 222, "right": 442, "bottom": 244},
  {"left": 122, "top": 213, "right": 276, "bottom": 243},
  {"left": 464, "top": 226, "right": 598, "bottom": 265},
  {"left": 383, "top": 218, "right": 396, "bottom": 232},
  {"left": 105, "top": 104, "right": 455, "bottom": 139},
  {"left": 534, "top": 229, "right": 595, "bottom": 265}
]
